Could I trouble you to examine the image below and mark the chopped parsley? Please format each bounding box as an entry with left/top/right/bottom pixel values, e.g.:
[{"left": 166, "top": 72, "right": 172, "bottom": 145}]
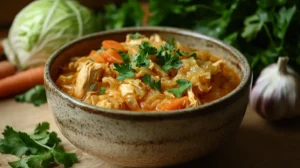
[
  {"left": 0, "top": 122, "right": 78, "bottom": 168},
  {"left": 129, "top": 32, "right": 142, "bottom": 39},
  {"left": 132, "top": 41, "right": 157, "bottom": 67},
  {"left": 142, "top": 74, "right": 162, "bottom": 92},
  {"left": 118, "top": 50, "right": 131, "bottom": 64},
  {"left": 164, "top": 39, "right": 175, "bottom": 51},
  {"left": 139, "top": 41, "right": 157, "bottom": 55},
  {"left": 114, "top": 63, "right": 135, "bottom": 80},
  {"left": 157, "top": 45, "right": 182, "bottom": 72},
  {"left": 99, "top": 87, "right": 106, "bottom": 95},
  {"left": 168, "top": 79, "right": 192, "bottom": 98},
  {"left": 189, "top": 52, "right": 197, "bottom": 58},
  {"left": 89, "top": 84, "right": 97, "bottom": 91}
]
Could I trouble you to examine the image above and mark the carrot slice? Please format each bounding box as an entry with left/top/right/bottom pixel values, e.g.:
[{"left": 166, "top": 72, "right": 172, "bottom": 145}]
[
  {"left": 0, "top": 61, "right": 17, "bottom": 80},
  {"left": 101, "top": 48, "right": 123, "bottom": 64},
  {"left": 94, "top": 55, "right": 106, "bottom": 63},
  {"left": 89, "top": 50, "right": 98, "bottom": 57},
  {"left": 161, "top": 96, "right": 189, "bottom": 111},
  {"left": 102, "top": 40, "right": 126, "bottom": 52},
  {"left": 89, "top": 50, "right": 106, "bottom": 63},
  {"left": 0, "top": 66, "right": 44, "bottom": 98}
]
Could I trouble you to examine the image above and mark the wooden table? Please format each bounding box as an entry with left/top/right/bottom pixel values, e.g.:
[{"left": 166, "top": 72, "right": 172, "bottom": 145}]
[{"left": 1, "top": 99, "right": 300, "bottom": 168}]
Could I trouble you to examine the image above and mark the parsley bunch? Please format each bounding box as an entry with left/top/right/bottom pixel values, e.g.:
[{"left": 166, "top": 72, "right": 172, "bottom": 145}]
[
  {"left": 148, "top": 0, "right": 300, "bottom": 78},
  {"left": 132, "top": 41, "right": 157, "bottom": 67},
  {"left": 168, "top": 79, "right": 192, "bottom": 98},
  {"left": 0, "top": 122, "right": 78, "bottom": 168},
  {"left": 157, "top": 39, "right": 182, "bottom": 72}
]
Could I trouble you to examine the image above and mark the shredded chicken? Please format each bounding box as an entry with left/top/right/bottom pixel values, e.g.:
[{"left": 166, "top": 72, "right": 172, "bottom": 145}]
[{"left": 74, "top": 61, "right": 104, "bottom": 98}]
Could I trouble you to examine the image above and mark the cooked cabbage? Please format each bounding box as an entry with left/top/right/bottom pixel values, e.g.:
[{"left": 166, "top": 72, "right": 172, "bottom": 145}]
[{"left": 2, "top": 0, "right": 99, "bottom": 69}]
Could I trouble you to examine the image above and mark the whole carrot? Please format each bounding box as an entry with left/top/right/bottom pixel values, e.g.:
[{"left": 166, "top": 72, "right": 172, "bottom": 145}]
[
  {"left": 0, "top": 61, "right": 17, "bottom": 79},
  {"left": 0, "top": 66, "right": 44, "bottom": 98}
]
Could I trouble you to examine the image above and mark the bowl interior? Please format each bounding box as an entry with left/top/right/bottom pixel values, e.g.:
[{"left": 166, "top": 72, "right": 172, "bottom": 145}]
[{"left": 46, "top": 27, "right": 251, "bottom": 116}]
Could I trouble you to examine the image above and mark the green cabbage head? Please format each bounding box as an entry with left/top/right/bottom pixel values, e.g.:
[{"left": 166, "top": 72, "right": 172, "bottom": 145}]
[{"left": 3, "top": 0, "right": 99, "bottom": 69}]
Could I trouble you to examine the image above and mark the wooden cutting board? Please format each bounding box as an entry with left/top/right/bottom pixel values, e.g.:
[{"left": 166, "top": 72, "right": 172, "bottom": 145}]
[{"left": 1, "top": 99, "right": 300, "bottom": 168}]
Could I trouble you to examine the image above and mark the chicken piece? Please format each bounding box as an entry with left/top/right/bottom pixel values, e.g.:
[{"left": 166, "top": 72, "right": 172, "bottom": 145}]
[
  {"left": 83, "top": 91, "right": 100, "bottom": 105},
  {"left": 96, "top": 95, "right": 124, "bottom": 109},
  {"left": 175, "top": 57, "right": 212, "bottom": 93},
  {"left": 211, "top": 60, "right": 224, "bottom": 75},
  {"left": 74, "top": 61, "right": 104, "bottom": 98},
  {"left": 187, "top": 88, "right": 201, "bottom": 107},
  {"left": 149, "top": 34, "right": 163, "bottom": 43},
  {"left": 119, "top": 79, "right": 147, "bottom": 100},
  {"left": 102, "top": 77, "right": 120, "bottom": 89}
]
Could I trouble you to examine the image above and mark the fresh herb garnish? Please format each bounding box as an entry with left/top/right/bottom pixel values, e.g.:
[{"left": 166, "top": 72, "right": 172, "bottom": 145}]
[
  {"left": 0, "top": 122, "right": 78, "bottom": 168},
  {"left": 129, "top": 32, "right": 142, "bottom": 39},
  {"left": 118, "top": 50, "right": 131, "bottom": 64},
  {"left": 189, "top": 52, "right": 197, "bottom": 58},
  {"left": 157, "top": 42, "right": 182, "bottom": 72},
  {"left": 132, "top": 41, "right": 157, "bottom": 67},
  {"left": 168, "top": 79, "right": 192, "bottom": 98},
  {"left": 99, "top": 87, "right": 106, "bottom": 95},
  {"left": 114, "top": 63, "right": 135, "bottom": 80},
  {"left": 142, "top": 74, "right": 162, "bottom": 92},
  {"left": 164, "top": 39, "right": 175, "bottom": 51},
  {"left": 89, "top": 84, "right": 97, "bottom": 91},
  {"left": 15, "top": 85, "right": 47, "bottom": 106}
]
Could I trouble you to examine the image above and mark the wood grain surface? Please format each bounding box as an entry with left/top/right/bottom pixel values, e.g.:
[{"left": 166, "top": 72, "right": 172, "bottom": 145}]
[{"left": 1, "top": 99, "right": 300, "bottom": 168}]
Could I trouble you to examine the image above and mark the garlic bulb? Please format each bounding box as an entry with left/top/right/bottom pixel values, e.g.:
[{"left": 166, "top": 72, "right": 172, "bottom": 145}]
[{"left": 250, "top": 57, "right": 300, "bottom": 120}]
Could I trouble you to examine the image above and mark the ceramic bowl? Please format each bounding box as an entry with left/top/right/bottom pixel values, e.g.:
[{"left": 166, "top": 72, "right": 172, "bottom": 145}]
[{"left": 44, "top": 27, "right": 251, "bottom": 167}]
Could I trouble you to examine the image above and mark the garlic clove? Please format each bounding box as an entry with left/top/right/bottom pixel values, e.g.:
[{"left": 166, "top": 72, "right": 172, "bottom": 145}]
[{"left": 250, "top": 57, "right": 300, "bottom": 121}]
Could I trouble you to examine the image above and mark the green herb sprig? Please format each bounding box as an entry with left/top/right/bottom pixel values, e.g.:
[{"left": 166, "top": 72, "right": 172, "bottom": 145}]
[
  {"left": 168, "top": 79, "right": 192, "bottom": 98},
  {"left": 142, "top": 74, "right": 162, "bottom": 92},
  {"left": 0, "top": 122, "right": 78, "bottom": 168},
  {"left": 132, "top": 41, "right": 158, "bottom": 67}
]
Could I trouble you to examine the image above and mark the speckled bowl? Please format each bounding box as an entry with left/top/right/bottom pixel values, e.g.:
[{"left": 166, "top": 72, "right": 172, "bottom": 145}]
[{"left": 44, "top": 27, "right": 251, "bottom": 167}]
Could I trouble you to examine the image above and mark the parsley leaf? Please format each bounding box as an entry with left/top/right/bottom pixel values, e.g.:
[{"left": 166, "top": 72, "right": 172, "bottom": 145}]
[
  {"left": 89, "top": 84, "right": 97, "bottom": 91},
  {"left": 15, "top": 85, "right": 47, "bottom": 107},
  {"left": 52, "top": 147, "right": 78, "bottom": 168},
  {"left": 99, "top": 87, "right": 106, "bottom": 95},
  {"left": 118, "top": 50, "right": 131, "bottom": 64},
  {"left": 164, "top": 39, "right": 175, "bottom": 51},
  {"left": 132, "top": 41, "right": 157, "bottom": 67},
  {"left": 157, "top": 46, "right": 182, "bottom": 72},
  {"left": 30, "top": 122, "right": 61, "bottom": 147},
  {"left": 241, "top": 10, "right": 270, "bottom": 42},
  {"left": 0, "top": 122, "right": 78, "bottom": 168},
  {"left": 139, "top": 41, "right": 157, "bottom": 55},
  {"left": 9, "top": 152, "right": 53, "bottom": 168},
  {"left": 142, "top": 74, "right": 162, "bottom": 92},
  {"left": 102, "top": 0, "right": 144, "bottom": 30},
  {"left": 168, "top": 79, "right": 192, "bottom": 98},
  {"left": 114, "top": 63, "right": 135, "bottom": 80},
  {"left": 128, "top": 32, "right": 142, "bottom": 39},
  {"left": 273, "top": 6, "right": 296, "bottom": 40}
]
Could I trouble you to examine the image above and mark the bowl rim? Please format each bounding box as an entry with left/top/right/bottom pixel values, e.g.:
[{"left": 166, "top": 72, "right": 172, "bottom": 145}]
[{"left": 44, "top": 26, "right": 252, "bottom": 118}]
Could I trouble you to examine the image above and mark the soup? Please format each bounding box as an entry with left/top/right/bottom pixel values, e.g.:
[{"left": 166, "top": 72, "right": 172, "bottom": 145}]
[{"left": 56, "top": 34, "right": 240, "bottom": 111}]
